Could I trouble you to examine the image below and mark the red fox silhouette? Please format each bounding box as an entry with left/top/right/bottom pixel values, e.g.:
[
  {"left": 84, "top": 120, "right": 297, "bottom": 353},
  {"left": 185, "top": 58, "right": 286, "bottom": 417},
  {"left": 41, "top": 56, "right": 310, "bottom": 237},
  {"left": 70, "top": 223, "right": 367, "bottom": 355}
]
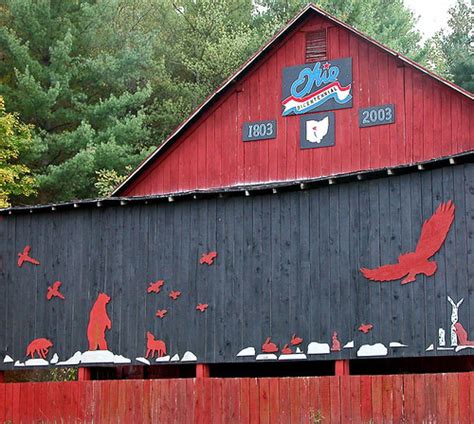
[
  {"left": 146, "top": 332, "right": 167, "bottom": 358},
  {"left": 87, "top": 293, "right": 111, "bottom": 351},
  {"left": 26, "top": 338, "right": 53, "bottom": 359},
  {"left": 262, "top": 337, "right": 278, "bottom": 353},
  {"left": 147, "top": 280, "right": 165, "bottom": 294}
]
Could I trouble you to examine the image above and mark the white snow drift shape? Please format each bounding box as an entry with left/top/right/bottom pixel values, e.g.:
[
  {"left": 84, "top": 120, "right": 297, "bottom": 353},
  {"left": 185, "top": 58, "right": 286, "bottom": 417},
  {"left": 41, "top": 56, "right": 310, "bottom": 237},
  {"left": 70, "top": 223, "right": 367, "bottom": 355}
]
[
  {"left": 3, "top": 355, "right": 13, "bottom": 363},
  {"left": 357, "top": 343, "right": 388, "bottom": 357},
  {"left": 57, "top": 351, "right": 82, "bottom": 366},
  {"left": 278, "top": 353, "right": 307, "bottom": 361},
  {"left": 426, "top": 344, "right": 434, "bottom": 352},
  {"left": 455, "top": 345, "right": 474, "bottom": 352},
  {"left": 114, "top": 355, "right": 131, "bottom": 364},
  {"left": 25, "top": 358, "right": 49, "bottom": 366},
  {"left": 343, "top": 341, "right": 354, "bottom": 349},
  {"left": 307, "top": 342, "right": 330, "bottom": 355},
  {"left": 171, "top": 354, "right": 180, "bottom": 362},
  {"left": 14, "top": 361, "right": 25, "bottom": 367},
  {"left": 389, "top": 342, "right": 408, "bottom": 348},
  {"left": 181, "top": 352, "right": 197, "bottom": 362},
  {"left": 136, "top": 357, "right": 151, "bottom": 365},
  {"left": 50, "top": 353, "right": 59, "bottom": 364},
  {"left": 237, "top": 347, "right": 256, "bottom": 357},
  {"left": 256, "top": 354, "right": 278, "bottom": 361},
  {"left": 81, "top": 350, "right": 115, "bottom": 364},
  {"left": 156, "top": 355, "right": 171, "bottom": 362}
]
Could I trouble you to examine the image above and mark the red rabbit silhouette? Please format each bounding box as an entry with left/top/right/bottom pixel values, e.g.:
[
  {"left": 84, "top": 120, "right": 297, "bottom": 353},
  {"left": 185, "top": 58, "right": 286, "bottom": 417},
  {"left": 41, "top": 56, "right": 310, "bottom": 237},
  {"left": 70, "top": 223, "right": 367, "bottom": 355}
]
[
  {"left": 281, "top": 344, "right": 293, "bottom": 355},
  {"left": 26, "top": 338, "right": 53, "bottom": 359},
  {"left": 87, "top": 293, "right": 112, "bottom": 351},
  {"left": 290, "top": 334, "right": 303, "bottom": 346},
  {"left": 146, "top": 332, "right": 167, "bottom": 358},
  {"left": 262, "top": 337, "right": 278, "bottom": 353}
]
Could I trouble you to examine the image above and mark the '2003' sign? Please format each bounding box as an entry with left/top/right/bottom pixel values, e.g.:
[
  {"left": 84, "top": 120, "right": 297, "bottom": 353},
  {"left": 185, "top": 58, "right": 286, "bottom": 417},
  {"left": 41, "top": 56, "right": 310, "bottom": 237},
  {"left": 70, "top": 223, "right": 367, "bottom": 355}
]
[
  {"left": 242, "top": 120, "right": 277, "bottom": 141},
  {"left": 359, "top": 104, "right": 395, "bottom": 127}
]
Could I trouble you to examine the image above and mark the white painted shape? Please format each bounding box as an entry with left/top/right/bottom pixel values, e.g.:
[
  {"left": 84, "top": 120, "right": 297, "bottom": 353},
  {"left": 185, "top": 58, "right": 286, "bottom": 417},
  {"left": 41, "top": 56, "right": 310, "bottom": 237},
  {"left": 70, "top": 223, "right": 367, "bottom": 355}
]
[
  {"left": 114, "top": 355, "right": 131, "bottom": 364},
  {"left": 306, "top": 116, "right": 329, "bottom": 143},
  {"left": 436, "top": 347, "right": 455, "bottom": 351},
  {"left": 343, "top": 341, "right": 354, "bottom": 349},
  {"left": 3, "top": 355, "right": 13, "bottom": 363},
  {"left": 256, "top": 354, "right": 278, "bottom": 361},
  {"left": 136, "top": 357, "right": 151, "bottom": 365},
  {"left": 278, "top": 353, "right": 307, "bottom": 361},
  {"left": 447, "top": 296, "right": 464, "bottom": 347},
  {"left": 389, "top": 342, "right": 408, "bottom": 348},
  {"left": 50, "top": 353, "right": 59, "bottom": 364},
  {"left": 307, "top": 342, "right": 330, "bottom": 355},
  {"left": 237, "top": 347, "right": 256, "bottom": 357},
  {"left": 438, "top": 328, "right": 446, "bottom": 346},
  {"left": 181, "top": 351, "right": 197, "bottom": 362},
  {"left": 25, "top": 358, "right": 49, "bottom": 366},
  {"left": 14, "top": 361, "right": 25, "bottom": 367},
  {"left": 455, "top": 345, "right": 474, "bottom": 352},
  {"left": 295, "top": 347, "right": 303, "bottom": 354},
  {"left": 426, "top": 344, "right": 434, "bottom": 351},
  {"left": 80, "top": 350, "right": 115, "bottom": 364},
  {"left": 57, "top": 351, "right": 82, "bottom": 366},
  {"left": 171, "top": 354, "right": 180, "bottom": 362},
  {"left": 357, "top": 343, "right": 388, "bottom": 357},
  {"left": 156, "top": 355, "right": 171, "bottom": 363}
]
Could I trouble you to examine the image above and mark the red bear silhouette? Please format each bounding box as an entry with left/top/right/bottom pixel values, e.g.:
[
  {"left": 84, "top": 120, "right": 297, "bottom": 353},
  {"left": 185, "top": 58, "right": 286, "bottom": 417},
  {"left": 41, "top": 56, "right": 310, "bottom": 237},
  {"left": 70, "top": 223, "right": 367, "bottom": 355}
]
[{"left": 87, "top": 293, "right": 112, "bottom": 351}]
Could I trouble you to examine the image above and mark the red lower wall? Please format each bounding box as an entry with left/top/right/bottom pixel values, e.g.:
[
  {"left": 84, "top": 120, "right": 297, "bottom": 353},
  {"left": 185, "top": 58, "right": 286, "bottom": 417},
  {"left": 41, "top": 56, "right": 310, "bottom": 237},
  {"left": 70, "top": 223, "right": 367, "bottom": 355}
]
[{"left": 0, "top": 373, "right": 473, "bottom": 423}]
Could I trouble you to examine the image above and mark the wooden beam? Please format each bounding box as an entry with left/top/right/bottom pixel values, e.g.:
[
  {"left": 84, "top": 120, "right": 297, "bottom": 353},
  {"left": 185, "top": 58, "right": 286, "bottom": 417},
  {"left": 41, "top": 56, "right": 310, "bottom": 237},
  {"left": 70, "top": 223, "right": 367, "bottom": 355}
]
[
  {"left": 196, "top": 364, "right": 210, "bottom": 378},
  {"left": 335, "top": 360, "right": 350, "bottom": 376},
  {"left": 0, "top": 371, "right": 4, "bottom": 383},
  {"left": 78, "top": 367, "right": 92, "bottom": 381}
]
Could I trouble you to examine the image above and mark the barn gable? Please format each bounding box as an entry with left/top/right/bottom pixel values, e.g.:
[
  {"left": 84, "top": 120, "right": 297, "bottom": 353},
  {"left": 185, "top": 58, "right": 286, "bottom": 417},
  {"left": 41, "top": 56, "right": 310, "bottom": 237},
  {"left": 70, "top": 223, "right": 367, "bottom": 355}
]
[{"left": 114, "top": 4, "right": 473, "bottom": 197}]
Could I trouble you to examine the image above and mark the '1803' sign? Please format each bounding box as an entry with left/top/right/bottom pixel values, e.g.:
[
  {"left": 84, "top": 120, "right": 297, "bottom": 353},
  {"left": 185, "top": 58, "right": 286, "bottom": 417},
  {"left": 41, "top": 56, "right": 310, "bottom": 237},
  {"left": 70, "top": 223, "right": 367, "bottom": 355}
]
[{"left": 281, "top": 58, "right": 353, "bottom": 116}]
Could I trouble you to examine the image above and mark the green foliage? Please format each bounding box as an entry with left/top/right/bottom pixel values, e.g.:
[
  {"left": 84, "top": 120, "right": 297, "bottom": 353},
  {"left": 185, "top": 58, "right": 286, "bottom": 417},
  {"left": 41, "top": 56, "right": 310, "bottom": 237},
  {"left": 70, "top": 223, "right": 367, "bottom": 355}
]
[
  {"left": 0, "top": 96, "right": 37, "bottom": 208},
  {"left": 95, "top": 165, "right": 132, "bottom": 197}
]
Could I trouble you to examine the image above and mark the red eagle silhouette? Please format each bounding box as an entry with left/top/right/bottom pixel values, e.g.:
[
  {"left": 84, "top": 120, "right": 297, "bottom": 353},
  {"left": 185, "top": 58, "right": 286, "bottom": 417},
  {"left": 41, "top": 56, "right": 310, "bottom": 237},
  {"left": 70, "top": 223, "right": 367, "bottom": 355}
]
[
  {"left": 17, "top": 245, "right": 40, "bottom": 267},
  {"left": 200, "top": 251, "right": 217, "bottom": 265},
  {"left": 147, "top": 280, "right": 165, "bottom": 294},
  {"left": 360, "top": 201, "right": 455, "bottom": 284},
  {"left": 46, "top": 281, "right": 65, "bottom": 300},
  {"left": 169, "top": 290, "right": 181, "bottom": 300},
  {"left": 196, "top": 303, "right": 208, "bottom": 312}
]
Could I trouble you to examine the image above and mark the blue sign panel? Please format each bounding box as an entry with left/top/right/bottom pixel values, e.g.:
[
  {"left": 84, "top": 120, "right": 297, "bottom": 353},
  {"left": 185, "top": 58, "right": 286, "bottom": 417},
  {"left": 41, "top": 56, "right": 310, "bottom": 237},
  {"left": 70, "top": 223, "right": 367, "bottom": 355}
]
[
  {"left": 359, "top": 104, "right": 395, "bottom": 127},
  {"left": 299, "top": 112, "right": 335, "bottom": 149},
  {"left": 242, "top": 120, "right": 277, "bottom": 141},
  {"left": 282, "top": 58, "right": 353, "bottom": 116}
]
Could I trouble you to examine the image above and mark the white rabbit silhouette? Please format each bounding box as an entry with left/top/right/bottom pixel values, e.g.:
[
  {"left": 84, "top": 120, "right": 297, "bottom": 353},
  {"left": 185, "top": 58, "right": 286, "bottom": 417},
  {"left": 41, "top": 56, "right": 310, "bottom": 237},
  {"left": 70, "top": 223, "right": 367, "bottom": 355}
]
[{"left": 447, "top": 296, "right": 464, "bottom": 346}]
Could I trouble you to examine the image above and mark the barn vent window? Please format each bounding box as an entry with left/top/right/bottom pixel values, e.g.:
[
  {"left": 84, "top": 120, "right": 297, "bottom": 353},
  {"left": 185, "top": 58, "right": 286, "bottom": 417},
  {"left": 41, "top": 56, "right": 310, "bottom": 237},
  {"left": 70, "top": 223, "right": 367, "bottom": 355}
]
[{"left": 305, "top": 30, "right": 327, "bottom": 63}]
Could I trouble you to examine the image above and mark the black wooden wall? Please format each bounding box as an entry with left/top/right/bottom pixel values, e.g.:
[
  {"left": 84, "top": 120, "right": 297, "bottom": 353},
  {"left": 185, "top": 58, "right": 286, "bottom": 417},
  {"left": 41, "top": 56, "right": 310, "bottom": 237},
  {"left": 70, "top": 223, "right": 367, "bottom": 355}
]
[{"left": 0, "top": 163, "right": 473, "bottom": 369}]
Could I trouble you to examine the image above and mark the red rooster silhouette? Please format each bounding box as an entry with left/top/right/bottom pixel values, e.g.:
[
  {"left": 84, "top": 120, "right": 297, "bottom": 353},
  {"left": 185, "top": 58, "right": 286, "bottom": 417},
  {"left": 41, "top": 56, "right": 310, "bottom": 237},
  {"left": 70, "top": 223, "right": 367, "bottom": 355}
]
[
  {"left": 155, "top": 309, "right": 167, "bottom": 319},
  {"left": 200, "top": 251, "right": 218, "bottom": 265},
  {"left": 169, "top": 290, "right": 181, "bottom": 300},
  {"left": 17, "top": 245, "right": 40, "bottom": 267},
  {"left": 147, "top": 280, "right": 165, "bottom": 294},
  {"left": 360, "top": 201, "right": 455, "bottom": 284},
  {"left": 196, "top": 303, "right": 208, "bottom": 312},
  {"left": 46, "top": 281, "right": 65, "bottom": 300},
  {"left": 290, "top": 334, "right": 303, "bottom": 346},
  {"left": 358, "top": 323, "right": 374, "bottom": 334},
  {"left": 262, "top": 337, "right": 278, "bottom": 353}
]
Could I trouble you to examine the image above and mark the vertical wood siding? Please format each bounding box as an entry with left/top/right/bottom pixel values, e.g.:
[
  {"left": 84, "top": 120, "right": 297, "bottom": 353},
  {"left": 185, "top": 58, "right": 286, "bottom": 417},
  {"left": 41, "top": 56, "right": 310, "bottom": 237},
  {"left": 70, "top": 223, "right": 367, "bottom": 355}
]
[
  {"left": 0, "top": 373, "right": 473, "bottom": 423},
  {"left": 123, "top": 15, "right": 473, "bottom": 197}
]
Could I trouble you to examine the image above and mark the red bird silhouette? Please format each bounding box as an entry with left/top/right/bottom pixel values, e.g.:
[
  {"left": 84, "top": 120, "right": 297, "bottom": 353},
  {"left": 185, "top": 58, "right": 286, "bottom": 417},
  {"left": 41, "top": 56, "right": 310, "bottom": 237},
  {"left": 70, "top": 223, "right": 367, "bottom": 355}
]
[
  {"left": 155, "top": 309, "right": 168, "bottom": 319},
  {"left": 262, "top": 337, "right": 279, "bottom": 353},
  {"left": 147, "top": 280, "right": 165, "bottom": 294},
  {"left": 17, "top": 245, "right": 40, "bottom": 267},
  {"left": 196, "top": 303, "right": 208, "bottom": 312},
  {"left": 281, "top": 344, "right": 293, "bottom": 355},
  {"left": 200, "top": 251, "right": 218, "bottom": 265},
  {"left": 46, "top": 281, "right": 65, "bottom": 300},
  {"left": 290, "top": 334, "right": 303, "bottom": 346},
  {"left": 359, "top": 323, "right": 374, "bottom": 334},
  {"left": 169, "top": 290, "right": 181, "bottom": 300},
  {"left": 360, "top": 201, "right": 455, "bottom": 284}
]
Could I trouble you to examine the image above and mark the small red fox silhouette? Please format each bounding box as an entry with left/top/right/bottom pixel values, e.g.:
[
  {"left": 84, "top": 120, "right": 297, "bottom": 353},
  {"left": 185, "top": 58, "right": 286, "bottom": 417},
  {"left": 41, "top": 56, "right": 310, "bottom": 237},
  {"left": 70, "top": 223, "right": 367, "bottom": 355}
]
[
  {"left": 147, "top": 280, "right": 165, "bottom": 294},
  {"left": 290, "top": 334, "right": 303, "bottom": 346},
  {"left": 17, "top": 245, "right": 40, "bottom": 267},
  {"left": 146, "top": 332, "right": 167, "bottom": 358},
  {"left": 262, "top": 337, "right": 278, "bottom": 353},
  {"left": 26, "top": 338, "right": 53, "bottom": 359},
  {"left": 200, "top": 251, "right": 217, "bottom": 265}
]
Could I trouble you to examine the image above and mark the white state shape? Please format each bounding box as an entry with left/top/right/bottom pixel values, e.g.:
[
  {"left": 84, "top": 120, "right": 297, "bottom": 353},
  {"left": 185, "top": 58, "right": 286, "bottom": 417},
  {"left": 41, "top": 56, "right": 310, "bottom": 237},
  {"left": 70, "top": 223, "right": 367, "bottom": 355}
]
[
  {"left": 57, "top": 351, "right": 82, "bottom": 366},
  {"left": 237, "top": 347, "right": 256, "bottom": 357},
  {"left": 136, "top": 357, "right": 151, "bottom": 365},
  {"left": 156, "top": 355, "right": 171, "bottom": 363},
  {"left": 278, "top": 353, "right": 307, "bottom": 361},
  {"left": 114, "top": 355, "right": 131, "bottom": 364},
  {"left": 81, "top": 350, "right": 115, "bottom": 364},
  {"left": 307, "top": 342, "right": 330, "bottom": 355},
  {"left": 343, "top": 341, "right": 354, "bottom": 349},
  {"left": 256, "top": 354, "right": 278, "bottom": 361},
  {"left": 357, "top": 343, "right": 388, "bottom": 357},
  {"left": 295, "top": 347, "right": 303, "bottom": 354},
  {"left": 3, "top": 355, "right": 13, "bottom": 363},
  {"left": 171, "top": 354, "right": 180, "bottom": 362},
  {"left": 25, "top": 358, "right": 49, "bottom": 366},
  {"left": 14, "top": 361, "right": 25, "bottom": 367},
  {"left": 455, "top": 345, "right": 474, "bottom": 352},
  {"left": 389, "top": 342, "right": 408, "bottom": 348},
  {"left": 50, "top": 353, "right": 59, "bottom": 364},
  {"left": 181, "top": 351, "right": 197, "bottom": 362},
  {"left": 426, "top": 344, "right": 434, "bottom": 351}
]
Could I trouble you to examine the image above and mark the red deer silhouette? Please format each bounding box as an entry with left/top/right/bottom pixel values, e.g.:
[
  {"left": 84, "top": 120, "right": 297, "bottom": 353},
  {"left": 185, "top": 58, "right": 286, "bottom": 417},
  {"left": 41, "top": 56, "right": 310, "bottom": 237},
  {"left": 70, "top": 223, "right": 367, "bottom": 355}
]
[
  {"left": 146, "top": 332, "right": 167, "bottom": 358},
  {"left": 46, "top": 281, "right": 65, "bottom": 300},
  {"left": 358, "top": 323, "right": 374, "bottom": 334},
  {"left": 26, "top": 338, "right": 52, "bottom": 359},
  {"left": 200, "top": 251, "right": 218, "bottom": 265},
  {"left": 196, "top": 303, "right": 208, "bottom": 312},
  {"left": 17, "top": 245, "right": 40, "bottom": 267},
  {"left": 87, "top": 293, "right": 111, "bottom": 350},
  {"left": 361, "top": 201, "right": 455, "bottom": 284},
  {"left": 262, "top": 337, "right": 278, "bottom": 353},
  {"left": 290, "top": 334, "right": 303, "bottom": 346},
  {"left": 169, "top": 290, "right": 181, "bottom": 300},
  {"left": 281, "top": 344, "right": 293, "bottom": 355},
  {"left": 155, "top": 309, "right": 167, "bottom": 319},
  {"left": 147, "top": 280, "right": 165, "bottom": 294}
]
